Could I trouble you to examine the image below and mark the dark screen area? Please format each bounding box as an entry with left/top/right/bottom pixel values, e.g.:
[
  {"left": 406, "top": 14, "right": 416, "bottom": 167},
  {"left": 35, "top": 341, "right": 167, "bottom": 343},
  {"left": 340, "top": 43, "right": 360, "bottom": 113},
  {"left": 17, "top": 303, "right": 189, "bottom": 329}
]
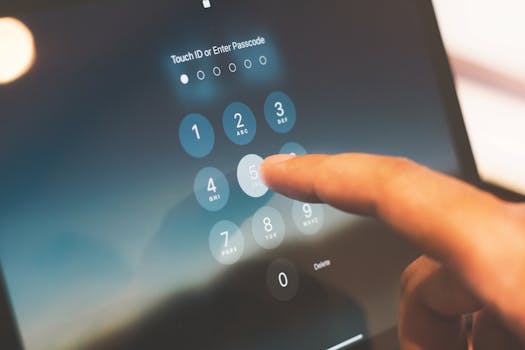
[{"left": 0, "top": 0, "right": 463, "bottom": 349}]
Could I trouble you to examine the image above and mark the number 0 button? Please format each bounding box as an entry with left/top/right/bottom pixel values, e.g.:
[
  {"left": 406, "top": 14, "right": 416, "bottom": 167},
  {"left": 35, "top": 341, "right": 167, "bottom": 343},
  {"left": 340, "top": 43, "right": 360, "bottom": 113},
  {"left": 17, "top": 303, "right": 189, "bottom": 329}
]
[
  {"left": 223, "top": 102, "right": 257, "bottom": 145},
  {"left": 194, "top": 167, "right": 229, "bottom": 212},
  {"left": 264, "top": 91, "right": 296, "bottom": 134},
  {"left": 266, "top": 259, "right": 299, "bottom": 302},
  {"left": 179, "top": 113, "right": 215, "bottom": 158}
]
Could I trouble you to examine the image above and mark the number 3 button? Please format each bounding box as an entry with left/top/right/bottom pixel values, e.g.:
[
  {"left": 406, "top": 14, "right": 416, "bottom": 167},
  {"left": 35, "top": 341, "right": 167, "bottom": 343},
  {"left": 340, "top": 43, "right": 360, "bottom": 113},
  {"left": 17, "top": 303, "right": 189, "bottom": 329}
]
[
  {"left": 264, "top": 91, "right": 296, "bottom": 134},
  {"left": 223, "top": 102, "right": 257, "bottom": 145},
  {"left": 194, "top": 167, "right": 230, "bottom": 212}
]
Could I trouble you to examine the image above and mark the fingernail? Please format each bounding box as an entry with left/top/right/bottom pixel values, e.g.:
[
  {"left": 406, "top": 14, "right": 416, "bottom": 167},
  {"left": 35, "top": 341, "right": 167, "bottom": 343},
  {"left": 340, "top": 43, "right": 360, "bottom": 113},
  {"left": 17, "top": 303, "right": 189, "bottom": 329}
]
[{"left": 263, "top": 154, "right": 296, "bottom": 165}]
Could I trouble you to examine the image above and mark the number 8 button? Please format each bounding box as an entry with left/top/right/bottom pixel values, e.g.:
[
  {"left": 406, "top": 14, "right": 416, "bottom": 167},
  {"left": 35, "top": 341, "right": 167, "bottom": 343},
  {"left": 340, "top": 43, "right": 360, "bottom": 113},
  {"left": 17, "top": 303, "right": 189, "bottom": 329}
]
[
  {"left": 223, "top": 102, "right": 257, "bottom": 145},
  {"left": 264, "top": 91, "right": 297, "bottom": 134},
  {"left": 252, "top": 206, "right": 286, "bottom": 249}
]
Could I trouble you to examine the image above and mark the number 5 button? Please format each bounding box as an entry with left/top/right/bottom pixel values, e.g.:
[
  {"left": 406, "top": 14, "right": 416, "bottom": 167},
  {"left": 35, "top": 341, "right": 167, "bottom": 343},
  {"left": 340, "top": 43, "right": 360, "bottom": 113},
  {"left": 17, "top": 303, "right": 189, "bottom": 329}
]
[
  {"left": 179, "top": 113, "right": 215, "bottom": 158},
  {"left": 264, "top": 91, "right": 296, "bottom": 134},
  {"left": 237, "top": 154, "right": 269, "bottom": 198},
  {"left": 223, "top": 102, "right": 257, "bottom": 145},
  {"left": 194, "top": 167, "right": 230, "bottom": 212}
]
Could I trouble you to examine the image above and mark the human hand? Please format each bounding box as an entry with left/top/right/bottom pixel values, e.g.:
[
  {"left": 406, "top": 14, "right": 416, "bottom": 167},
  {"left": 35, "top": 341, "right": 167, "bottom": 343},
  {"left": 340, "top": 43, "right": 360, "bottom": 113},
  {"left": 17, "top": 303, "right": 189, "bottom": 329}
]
[{"left": 261, "top": 153, "right": 525, "bottom": 349}]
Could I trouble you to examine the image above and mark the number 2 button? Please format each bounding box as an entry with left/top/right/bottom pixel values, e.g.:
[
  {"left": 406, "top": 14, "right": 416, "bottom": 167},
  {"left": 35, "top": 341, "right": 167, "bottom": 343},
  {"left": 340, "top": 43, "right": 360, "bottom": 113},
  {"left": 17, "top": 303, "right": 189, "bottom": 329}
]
[{"left": 223, "top": 102, "right": 257, "bottom": 146}]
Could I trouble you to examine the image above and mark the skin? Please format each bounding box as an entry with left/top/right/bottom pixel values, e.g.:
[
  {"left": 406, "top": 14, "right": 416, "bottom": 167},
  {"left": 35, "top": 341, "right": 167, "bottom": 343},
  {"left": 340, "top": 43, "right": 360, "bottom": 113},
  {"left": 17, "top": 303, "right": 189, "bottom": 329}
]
[{"left": 261, "top": 153, "right": 525, "bottom": 349}]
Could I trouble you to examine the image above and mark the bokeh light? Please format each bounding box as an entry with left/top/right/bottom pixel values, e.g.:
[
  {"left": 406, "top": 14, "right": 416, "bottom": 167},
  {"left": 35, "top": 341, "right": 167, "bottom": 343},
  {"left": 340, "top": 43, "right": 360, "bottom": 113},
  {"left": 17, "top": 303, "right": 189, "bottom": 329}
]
[{"left": 0, "top": 17, "right": 35, "bottom": 85}]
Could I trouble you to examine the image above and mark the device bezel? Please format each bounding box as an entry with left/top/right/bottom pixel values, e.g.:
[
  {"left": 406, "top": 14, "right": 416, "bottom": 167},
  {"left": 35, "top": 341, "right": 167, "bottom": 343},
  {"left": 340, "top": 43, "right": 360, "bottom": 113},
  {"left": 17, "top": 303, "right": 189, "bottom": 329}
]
[{"left": 1, "top": 0, "right": 514, "bottom": 349}]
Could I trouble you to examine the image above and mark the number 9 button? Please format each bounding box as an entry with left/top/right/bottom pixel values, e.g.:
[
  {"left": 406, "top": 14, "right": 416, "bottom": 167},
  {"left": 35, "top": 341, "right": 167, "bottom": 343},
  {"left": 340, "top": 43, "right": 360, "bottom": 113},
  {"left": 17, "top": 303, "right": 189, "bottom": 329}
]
[
  {"left": 292, "top": 201, "right": 325, "bottom": 235},
  {"left": 223, "top": 102, "right": 257, "bottom": 145},
  {"left": 264, "top": 91, "right": 297, "bottom": 134},
  {"left": 194, "top": 167, "right": 229, "bottom": 212}
]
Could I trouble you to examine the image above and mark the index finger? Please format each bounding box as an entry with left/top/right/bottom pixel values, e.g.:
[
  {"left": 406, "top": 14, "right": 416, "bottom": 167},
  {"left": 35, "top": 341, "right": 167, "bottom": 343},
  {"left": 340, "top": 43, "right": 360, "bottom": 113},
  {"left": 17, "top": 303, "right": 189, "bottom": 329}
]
[
  {"left": 260, "top": 153, "right": 515, "bottom": 272},
  {"left": 261, "top": 153, "right": 525, "bottom": 342}
]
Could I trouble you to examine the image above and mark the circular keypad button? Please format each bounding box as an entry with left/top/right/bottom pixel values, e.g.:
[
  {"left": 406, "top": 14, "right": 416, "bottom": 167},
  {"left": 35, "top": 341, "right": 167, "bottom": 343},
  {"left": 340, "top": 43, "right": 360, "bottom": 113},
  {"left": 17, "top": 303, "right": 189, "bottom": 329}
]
[
  {"left": 292, "top": 201, "right": 325, "bottom": 235},
  {"left": 237, "top": 154, "right": 269, "bottom": 198},
  {"left": 264, "top": 91, "right": 297, "bottom": 134},
  {"left": 194, "top": 167, "right": 229, "bottom": 212},
  {"left": 209, "top": 220, "right": 244, "bottom": 265},
  {"left": 179, "top": 113, "right": 215, "bottom": 158},
  {"left": 223, "top": 102, "right": 257, "bottom": 146},
  {"left": 252, "top": 206, "right": 286, "bottom": 249},
  {"left": 279, "top": 142, "right": 307, "bottom": 156},
  {"left": 266, "top": 258, "right": 299, "bottom": 302}
]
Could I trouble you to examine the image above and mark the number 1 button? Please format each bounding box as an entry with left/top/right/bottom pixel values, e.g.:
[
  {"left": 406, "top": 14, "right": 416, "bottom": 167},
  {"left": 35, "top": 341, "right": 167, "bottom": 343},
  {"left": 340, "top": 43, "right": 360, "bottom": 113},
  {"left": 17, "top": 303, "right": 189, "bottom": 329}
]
[
  {"left": 223, "top": 102, "right": 257, "bottom": 145},
  {"left": 179, "top": 113, "right": 215, "bottom": 158}
]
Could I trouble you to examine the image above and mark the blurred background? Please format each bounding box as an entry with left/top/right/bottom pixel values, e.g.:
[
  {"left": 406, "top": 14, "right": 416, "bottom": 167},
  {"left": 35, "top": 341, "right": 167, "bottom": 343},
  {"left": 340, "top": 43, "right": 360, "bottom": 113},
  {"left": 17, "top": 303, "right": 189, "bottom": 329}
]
[
  {"left": 434, "top": 0, "right": 525, "bottom": 195},
  {"left": 1, "top": 0, "right": 524, "bottom": 196}
]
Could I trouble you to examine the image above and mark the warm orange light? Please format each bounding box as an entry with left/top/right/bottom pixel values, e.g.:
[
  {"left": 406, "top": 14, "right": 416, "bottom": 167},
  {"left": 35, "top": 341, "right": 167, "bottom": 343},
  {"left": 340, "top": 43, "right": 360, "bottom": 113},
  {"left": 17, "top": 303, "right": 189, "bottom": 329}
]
[{"left": 0, "top": 17, "right": 36, "bottom": 85}]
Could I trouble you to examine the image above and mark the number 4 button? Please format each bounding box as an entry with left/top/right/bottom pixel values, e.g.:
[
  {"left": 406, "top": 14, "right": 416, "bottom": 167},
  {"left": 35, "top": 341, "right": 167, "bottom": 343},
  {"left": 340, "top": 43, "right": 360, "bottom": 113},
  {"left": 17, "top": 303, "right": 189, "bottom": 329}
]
[{"left": 194, "top": 167, "right": 230, "bottom": 212}]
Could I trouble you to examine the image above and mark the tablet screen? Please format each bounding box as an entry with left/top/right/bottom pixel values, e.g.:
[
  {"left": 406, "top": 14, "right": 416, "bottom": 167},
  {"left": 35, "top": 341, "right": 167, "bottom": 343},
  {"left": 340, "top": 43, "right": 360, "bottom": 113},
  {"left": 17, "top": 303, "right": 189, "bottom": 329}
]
[{"left": 1, "top": 0, "right": 462, "bottom": 349}]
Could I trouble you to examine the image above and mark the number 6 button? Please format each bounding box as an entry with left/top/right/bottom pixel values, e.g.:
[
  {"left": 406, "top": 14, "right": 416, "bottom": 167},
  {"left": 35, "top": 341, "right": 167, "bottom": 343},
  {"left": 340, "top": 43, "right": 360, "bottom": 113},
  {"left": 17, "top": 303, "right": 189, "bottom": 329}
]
[
  {"left": 264, "top": 91, "right": 297, "bottom": 134},
  {"left": 223, "top": 102, "right": 257, "bottom": 145},
  {"left": 194, "top": 167, "right": 230, "bottom": 212},
  {"left": 179, "top": 113, "right": 215, "bottom": 158}
]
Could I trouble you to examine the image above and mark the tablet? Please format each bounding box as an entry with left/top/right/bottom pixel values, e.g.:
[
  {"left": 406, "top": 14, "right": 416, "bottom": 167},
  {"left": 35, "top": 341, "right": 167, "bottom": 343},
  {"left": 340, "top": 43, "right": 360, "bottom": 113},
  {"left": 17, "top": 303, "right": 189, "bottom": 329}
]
[{"left": 0, "top": 0, "right": 479, "bottom": 349}]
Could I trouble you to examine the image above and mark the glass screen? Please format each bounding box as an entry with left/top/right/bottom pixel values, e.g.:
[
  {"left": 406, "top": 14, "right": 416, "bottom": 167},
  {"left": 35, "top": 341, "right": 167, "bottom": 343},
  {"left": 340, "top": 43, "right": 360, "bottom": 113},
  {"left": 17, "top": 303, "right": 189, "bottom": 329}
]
[{"left": 0, "top": 0, "right": 462, "bottom": 349}]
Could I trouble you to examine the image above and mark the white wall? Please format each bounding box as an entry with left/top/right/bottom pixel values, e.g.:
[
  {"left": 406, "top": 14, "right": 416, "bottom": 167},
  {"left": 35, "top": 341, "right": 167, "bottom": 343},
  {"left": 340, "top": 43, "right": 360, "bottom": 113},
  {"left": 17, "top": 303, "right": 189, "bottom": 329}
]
[{"left": 433, "top": 0, "right": 525, "bottom": 195}]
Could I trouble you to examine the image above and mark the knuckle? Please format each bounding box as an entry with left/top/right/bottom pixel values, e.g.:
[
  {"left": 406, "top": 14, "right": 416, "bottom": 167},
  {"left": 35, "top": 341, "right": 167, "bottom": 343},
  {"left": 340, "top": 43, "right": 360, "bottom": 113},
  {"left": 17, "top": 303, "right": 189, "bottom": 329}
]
[
  {"left": 383, "top": 157, "right": 418, "bottom": 186},
  {"left": 400, "top": 258, "right": 421, "bottom": 297},
  {"left": 400, "top": 256, "right": 436, "bottom": 298}
]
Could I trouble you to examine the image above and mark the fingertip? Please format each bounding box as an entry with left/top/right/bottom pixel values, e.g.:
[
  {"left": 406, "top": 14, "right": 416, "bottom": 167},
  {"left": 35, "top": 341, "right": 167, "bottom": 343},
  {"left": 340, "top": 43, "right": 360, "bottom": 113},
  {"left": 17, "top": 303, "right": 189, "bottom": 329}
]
[
  {"left": 261, "top": 154, "right": 296, "bottom": 185},
  {"left": 263, "top": 154, "right": 296, "bottom": 165}
]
